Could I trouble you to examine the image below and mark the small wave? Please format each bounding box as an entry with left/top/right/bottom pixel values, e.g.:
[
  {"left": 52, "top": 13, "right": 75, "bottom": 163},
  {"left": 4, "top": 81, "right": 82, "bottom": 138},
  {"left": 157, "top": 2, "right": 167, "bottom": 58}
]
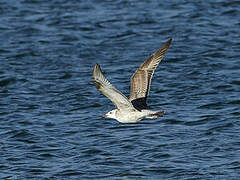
[
  {"left": 0, "top": 77, "right": 16, "bottom": 87},
  {"left": 184, "top": 118, "right": 210, "bottom": 126},
  {"left": 206, "top": 122, "right": 234, "bottom": 133},
  {"left": 58, "top": 73, "right": 72, "bottom": 79},
  {"left": 198, "top": 102, "right": 222, "bottom": 109},
  {"left": 231, "top": 80, "right": 240, "bottom": 85},
  {"left": 228, "top": 100, "right": 240, "bottom": 105}
]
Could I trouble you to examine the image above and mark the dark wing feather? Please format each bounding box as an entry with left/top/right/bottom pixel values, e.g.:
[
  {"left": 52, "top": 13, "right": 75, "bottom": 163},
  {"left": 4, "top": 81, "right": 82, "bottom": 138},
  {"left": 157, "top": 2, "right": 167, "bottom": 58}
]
[{"left": 129, "top": 38, "right": 172, "bottom": 108}]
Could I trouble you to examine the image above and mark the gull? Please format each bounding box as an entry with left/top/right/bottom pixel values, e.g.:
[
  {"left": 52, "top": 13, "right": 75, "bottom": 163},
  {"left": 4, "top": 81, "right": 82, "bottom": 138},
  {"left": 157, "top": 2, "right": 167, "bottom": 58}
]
[{"left": 92, "top": 38, "right": 172, "bottom": 123}]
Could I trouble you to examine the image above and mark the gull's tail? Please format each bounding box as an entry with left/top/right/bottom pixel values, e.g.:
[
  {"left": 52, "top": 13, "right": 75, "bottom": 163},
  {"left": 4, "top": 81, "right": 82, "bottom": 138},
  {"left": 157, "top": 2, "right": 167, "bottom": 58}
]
[{"left": 147, "top": 110, "right": 165, "bottom": 119}]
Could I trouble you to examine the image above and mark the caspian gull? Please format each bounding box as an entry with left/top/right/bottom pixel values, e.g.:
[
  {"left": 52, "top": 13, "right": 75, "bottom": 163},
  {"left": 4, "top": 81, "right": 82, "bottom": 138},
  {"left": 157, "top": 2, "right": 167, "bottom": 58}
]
[{"left": 92, "top": 38, "right": 172, "bottom": 123}]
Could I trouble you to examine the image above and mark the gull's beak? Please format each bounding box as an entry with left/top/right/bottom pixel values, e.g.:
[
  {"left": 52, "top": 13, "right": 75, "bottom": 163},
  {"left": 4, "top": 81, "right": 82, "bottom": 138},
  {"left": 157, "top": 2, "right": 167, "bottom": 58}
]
[{"left": 101, "top": 114, "right": 107, "bottom": 118}]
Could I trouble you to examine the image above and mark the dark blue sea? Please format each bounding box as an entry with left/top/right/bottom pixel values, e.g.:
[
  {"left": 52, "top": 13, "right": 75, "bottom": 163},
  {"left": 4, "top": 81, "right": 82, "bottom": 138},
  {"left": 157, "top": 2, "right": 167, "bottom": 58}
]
[{"left": 0, "top": 0, "right": 240, "bottom": 179}]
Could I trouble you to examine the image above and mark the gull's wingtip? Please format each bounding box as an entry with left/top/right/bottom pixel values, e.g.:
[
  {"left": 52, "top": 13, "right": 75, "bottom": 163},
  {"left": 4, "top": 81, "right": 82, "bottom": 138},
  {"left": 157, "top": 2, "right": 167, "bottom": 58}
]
[
  {"left": 93, "top": 63, "right": 101, "bottom": 73},
  {"left": 93, "top": 63, "right": 99, "bottom": 77},
  {"left": 92, "top": 63, "right": 103, "bottom": 89},
  {"left": 93, "top": 63, "right": 104, "bottom": 83},
  {"left": 166, "top": 37, "right": 173, "bottom": 45},
  {"left": 161, "top": 38, "right": 173, "bottom": 50},
  {"left": 94, "top": 63, "right": 100, "bottom": 70}
]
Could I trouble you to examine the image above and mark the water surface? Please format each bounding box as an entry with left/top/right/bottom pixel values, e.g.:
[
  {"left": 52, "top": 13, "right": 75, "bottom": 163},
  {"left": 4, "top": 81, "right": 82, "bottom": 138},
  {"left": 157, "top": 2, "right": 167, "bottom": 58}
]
[{"left": 0, "top": 0, "right": 240, "bottom": 179}]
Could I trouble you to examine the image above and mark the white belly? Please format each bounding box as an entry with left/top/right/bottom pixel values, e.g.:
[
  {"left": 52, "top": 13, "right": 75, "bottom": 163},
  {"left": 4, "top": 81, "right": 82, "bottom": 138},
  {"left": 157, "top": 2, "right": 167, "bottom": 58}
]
[{"left": 115, "top": 109, "right": 153, "bottom": 123}]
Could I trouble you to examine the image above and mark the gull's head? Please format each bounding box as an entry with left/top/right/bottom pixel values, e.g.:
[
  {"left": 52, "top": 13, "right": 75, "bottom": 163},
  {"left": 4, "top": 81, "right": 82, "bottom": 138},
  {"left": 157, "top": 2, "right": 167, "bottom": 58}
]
[{"left": 102, "top": 109, "right": 117, "bottom": 119}]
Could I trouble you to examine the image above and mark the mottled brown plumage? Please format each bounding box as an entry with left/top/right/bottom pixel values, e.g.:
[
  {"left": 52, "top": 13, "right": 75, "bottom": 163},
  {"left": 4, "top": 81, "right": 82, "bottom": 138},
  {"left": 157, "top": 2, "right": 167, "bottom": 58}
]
[{"left": 129, "top": 38, "right": 172, "bottom": 108}]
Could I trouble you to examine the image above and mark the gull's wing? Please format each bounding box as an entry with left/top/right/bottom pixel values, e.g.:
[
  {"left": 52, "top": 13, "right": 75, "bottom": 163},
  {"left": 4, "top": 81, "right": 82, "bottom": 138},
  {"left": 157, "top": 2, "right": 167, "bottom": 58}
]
[
  {"left": 129, "top": 38, "right": 172, "bottom": 109},
  {"left": 93, "top": 64, "right": 134, "bottom": 110}
]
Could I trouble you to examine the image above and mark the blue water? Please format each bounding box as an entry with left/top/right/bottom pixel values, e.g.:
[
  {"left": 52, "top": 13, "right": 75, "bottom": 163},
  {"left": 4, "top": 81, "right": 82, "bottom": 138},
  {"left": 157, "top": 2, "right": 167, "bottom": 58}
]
[{"left": 0, "top": 0, "right": 240, "bottom": 179}]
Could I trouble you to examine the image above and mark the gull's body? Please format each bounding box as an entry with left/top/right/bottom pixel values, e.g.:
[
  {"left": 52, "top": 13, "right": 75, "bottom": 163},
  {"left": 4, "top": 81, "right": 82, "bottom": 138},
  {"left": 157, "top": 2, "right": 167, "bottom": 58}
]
[{"left": 92, "top": 38, "right": 172, "bottom": 123}]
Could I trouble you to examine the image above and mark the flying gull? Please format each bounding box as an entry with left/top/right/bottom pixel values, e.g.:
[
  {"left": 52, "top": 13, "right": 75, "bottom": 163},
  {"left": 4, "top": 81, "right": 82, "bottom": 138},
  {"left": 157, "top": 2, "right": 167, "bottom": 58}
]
[{"left": 92, "top": 38, "right": 172, "bottom": 123}]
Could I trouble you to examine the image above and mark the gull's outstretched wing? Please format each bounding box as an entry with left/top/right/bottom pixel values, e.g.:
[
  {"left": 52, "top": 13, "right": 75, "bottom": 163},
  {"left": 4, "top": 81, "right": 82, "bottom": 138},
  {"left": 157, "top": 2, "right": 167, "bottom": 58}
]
[
  {"left": 93, "top": 64, "right": 134, "bottom": 110},
  {"left": 129, "top": 38, "right": 172, "bottom": 109}
]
